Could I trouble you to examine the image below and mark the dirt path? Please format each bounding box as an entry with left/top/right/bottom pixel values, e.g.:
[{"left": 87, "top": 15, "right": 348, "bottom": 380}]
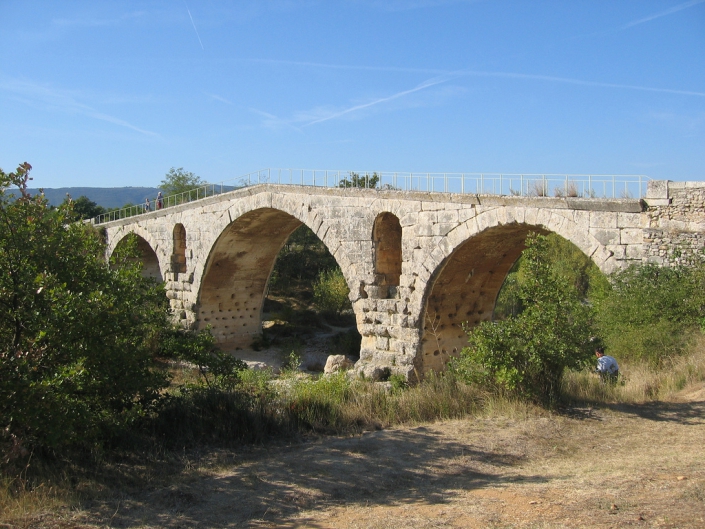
[{"left": 68, "top": 389, "right": 705, "bottom": 529}]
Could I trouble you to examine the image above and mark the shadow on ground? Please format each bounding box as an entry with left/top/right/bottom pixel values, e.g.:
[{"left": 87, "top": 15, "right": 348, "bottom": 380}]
[{"left": 84, "top": 425, "right": 548, "bottom": 528}]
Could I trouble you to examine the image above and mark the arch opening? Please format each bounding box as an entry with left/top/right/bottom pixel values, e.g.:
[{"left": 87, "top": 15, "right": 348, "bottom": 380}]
[
  {"left": 172, "top": 223, "right": 187, "bottom": 279},
  {"left": 197, "top": 208, "right": 303, "bottom": 347},
  {"left": 114, "top": 233, "right": 163, "bottom": 282},
  {"left": 373, "top": 212, "right": 402, "bottom": 298},
  {"left": 420, "top": 224, "right": 546, "bottom": 374}
]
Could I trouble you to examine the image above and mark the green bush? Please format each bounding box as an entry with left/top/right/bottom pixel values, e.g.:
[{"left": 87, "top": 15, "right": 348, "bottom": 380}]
[
  {"left": 313, "top": 268, "right": 350, "bottom": 316},
  {"left": 494, "top": 233, "right": 607, "bottom": 319},
  {"left": 0, "top": 163, "right": 170, "bottom": 460},
  {"left": 592, "top": 263, "right": 705, "bottom": 364},
  {"left": 161, "top": 327, "right": 247, "bottom": 390},
  {"left": 450, "top": 234, "right": 595, "bottom": 405}
]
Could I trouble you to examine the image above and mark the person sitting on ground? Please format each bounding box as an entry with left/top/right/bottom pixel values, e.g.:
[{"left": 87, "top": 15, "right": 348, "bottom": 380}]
[{"left": 595, "top": 346, "right": 619, "bottom": 383}]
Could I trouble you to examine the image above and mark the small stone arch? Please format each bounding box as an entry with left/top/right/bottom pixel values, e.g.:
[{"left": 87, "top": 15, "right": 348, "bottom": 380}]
[
  {"left": 113, "top": 233, "right": 163, "bottom": 282},
  {"left": 372, "top": 212, "right": 402, "bottom": 297},
  {"left": 171, "top": 223, "right": 187, "bottom": 278}
]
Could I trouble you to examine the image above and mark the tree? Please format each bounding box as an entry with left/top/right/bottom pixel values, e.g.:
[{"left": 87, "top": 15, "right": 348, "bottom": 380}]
[
  {"left": 313, "top": 268, "right": 350, "bottom": 317},
  {"left": 160, "top": 167, "right": 205, "bottom": 198},
  {"left": 450, "top": 234, "right": 595, "bottom": 405},
  {"left": 592, "top": 263, "right": 705, "bottom": 364},
  {"left": 494, "top": 233, "right": 608, "bottom": 320},
  {"left": 0, "top": 163, "right": 169, "bottom": 460},
  {"left": 63, "top": 195, "right": 106, "bottom": 220},
  {"left": 338, "top": 172, "right": 380, "bottom": 189}
]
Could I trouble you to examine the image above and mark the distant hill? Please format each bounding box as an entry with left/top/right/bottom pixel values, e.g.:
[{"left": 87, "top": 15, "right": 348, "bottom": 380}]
[{"left": 25, "top": 187, "right": 161, "bottom": 208}]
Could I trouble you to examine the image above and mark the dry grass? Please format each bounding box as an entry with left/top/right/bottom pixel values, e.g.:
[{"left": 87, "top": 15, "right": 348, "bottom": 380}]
[
  {"left": 562, "top": 334, "right": 705, "bottom": 404},
  {"left": 3, "top": 339, "right": 705, "bottom": 527}
]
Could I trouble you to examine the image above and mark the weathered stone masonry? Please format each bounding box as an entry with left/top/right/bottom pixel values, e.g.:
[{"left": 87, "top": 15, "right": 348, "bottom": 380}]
[
  {"left": 101, "top": 181, "right": 705, "bottom": 379},
  {"left": 644, "top": 180, "right": 705, "bottom": 266}
]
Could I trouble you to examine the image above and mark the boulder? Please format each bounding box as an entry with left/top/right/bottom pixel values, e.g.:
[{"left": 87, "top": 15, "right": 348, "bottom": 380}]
[{"left": 324, "top": 355, "right": 354, "bottom": 374}]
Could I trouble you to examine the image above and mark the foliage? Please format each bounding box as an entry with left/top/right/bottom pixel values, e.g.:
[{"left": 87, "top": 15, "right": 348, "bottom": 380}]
[
  {"left": 269, "top": 225, "right": 338, "bottom": 294},
  {"left": 313, "top": 268, "right": 350, "bottom": 316},
  {"left": 494, "top": 233, "right": 607, "bottom": 319},
  {"left": 161, "top": 328, "right": 247, "bottom": 390},
  {"left": 592, "top": 263, "right": 705, "bottom": 364},
  {"left": 450, "top": 234, "right": 596, "bottom": 405},
  {"left": 0, "top": 163, "right": 170, "bottom": 460},
  {"left": 338, "top": 171, "right": 380, "bottom": 189},
  {"left": 64, "top": 195, "right": 106, "bottom": 220},
  {"left": 159, "top": 167, "right": 205, "bottom": 198}
]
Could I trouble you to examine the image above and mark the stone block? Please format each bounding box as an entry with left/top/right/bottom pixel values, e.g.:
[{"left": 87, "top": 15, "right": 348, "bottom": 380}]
[
  {"left": 591, "top": 228, "right": 620, "bottom": 246},
  {"left": 620, "top": 228, "right": 644, "bottom": 245},
  {"left": 457, "top": 207, "right": 477, "bottom": 224},
  {"left": 432, "top": 223, "right": 455, "bottom": 236},
  {"left": 418, "top": 211, "right": 438, "bottom": 224},
  {"left": 415, "top": 223, "right": 434, "bottom": 237},
  {"left": 606, "top": 244, "right": 626, "bottom": 259},
  {"left": 421, "top": 201, "right": 445, "bottom": 211},
  {"left": 646, "top": 180, "right": 669, "bottom": 199},
  {"left": 617, "top": 212, "right": 645, "bottom": 229},
  {"left": 590, "top": 211, "right": 618, "bottom": 229},
  {"left": 438, "top": 210, "right": 459, "bottom": 224}
]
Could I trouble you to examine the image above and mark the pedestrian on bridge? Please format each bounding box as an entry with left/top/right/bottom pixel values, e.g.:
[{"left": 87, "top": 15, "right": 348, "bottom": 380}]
[
  {"left": 156, "top": 191, "right": 163, "bottom": 210},
  {"left": 144, "top": 197, "right": 150, "bottom": 212}
]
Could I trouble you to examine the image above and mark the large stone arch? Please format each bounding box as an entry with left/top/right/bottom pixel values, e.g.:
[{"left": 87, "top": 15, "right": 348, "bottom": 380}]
[
  {"left": 194, "top": 206, "right": 357, "bottom": 348},
  {"left": 416, "top": 206, "right": 612, "bottom": 374},
  {"left": 111, "top": 231, "right": 164, "bottom": 282}
]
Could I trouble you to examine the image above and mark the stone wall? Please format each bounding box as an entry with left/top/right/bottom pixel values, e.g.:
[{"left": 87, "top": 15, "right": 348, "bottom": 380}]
[{"left": 644, "top": 181, "right": 705, "bottom": 266}]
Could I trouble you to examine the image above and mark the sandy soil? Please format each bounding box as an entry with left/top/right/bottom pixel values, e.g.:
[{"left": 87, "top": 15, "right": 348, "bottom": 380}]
[{"left": 57, "top": 386, "right": 705, "bottom": 529}]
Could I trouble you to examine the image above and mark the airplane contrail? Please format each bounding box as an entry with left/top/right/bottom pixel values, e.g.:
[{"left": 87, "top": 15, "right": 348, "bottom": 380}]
[{"left": 184, "top": 0, "right": 204, "bottom": 50}]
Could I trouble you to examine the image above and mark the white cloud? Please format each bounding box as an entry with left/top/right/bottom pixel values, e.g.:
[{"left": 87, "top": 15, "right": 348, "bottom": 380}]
[{"left": 0, "top": 76, "right": 160, "bottom": 137}]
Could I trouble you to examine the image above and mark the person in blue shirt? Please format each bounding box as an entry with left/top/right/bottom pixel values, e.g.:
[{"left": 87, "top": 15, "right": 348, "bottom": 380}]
[{"left": 595, "top": 346, "right": 619, "bottom": 383}]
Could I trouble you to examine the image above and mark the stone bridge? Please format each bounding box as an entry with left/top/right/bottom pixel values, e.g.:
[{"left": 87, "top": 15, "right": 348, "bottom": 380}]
[{"left": 99, "top": 180, "right": 705, "bottom": 379}]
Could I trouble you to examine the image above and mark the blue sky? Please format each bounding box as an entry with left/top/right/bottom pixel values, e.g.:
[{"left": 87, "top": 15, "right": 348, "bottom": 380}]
[{"left": 1, "top": 0, "right": 703, "bottom": 188}]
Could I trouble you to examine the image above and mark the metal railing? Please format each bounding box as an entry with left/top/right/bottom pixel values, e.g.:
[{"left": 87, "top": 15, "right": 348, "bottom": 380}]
[{"left": 90, "top": 169, "right": 650, "bottom": 225}]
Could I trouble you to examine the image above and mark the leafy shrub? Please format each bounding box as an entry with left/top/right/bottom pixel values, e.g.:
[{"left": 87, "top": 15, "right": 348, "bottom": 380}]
[
  {"left": 0, "top": 163, "right": 170, "bottom": 460},
  {"left": 161, "top": 328, "right": 247, "bottom": 390},
  {"left": 495, "top": 233, "right": 607, "bottom": 320},
  {"left": 450, "top": 234, "right": 595, "bottom": 405},
  {"left": 269, "top": 225, "right": 337, "bottom": 295},
  {"left": 313, "top": 268, "right": 350, "bottom": 316},
  {"left": 592, "top": 263, "right": 705, "bottom": 364}
]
